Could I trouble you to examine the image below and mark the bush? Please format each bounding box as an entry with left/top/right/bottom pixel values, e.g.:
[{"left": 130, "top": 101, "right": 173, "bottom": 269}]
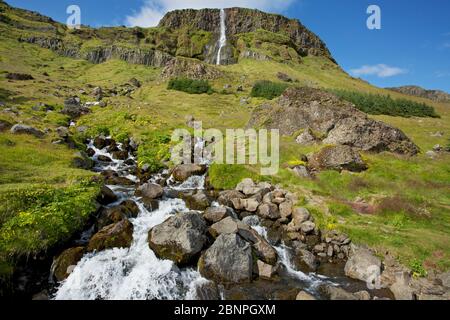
[
  {"left": 137, "top": 131, "right": 172, "bottom": 173},
  {"left": 330, "top": 89, "right": 439, "bottom": 118},
  {"left": 250, "top": 80, "right": 289, "bottom": 100},
  {"left": 167, "top": 78, "right": 213, "bottom": 94}
]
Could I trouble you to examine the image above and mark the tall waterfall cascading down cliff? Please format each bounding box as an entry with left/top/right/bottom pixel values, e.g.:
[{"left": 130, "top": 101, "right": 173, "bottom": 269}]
[{"left": 216, "top": 9, "right": 227, "bottom": 65}]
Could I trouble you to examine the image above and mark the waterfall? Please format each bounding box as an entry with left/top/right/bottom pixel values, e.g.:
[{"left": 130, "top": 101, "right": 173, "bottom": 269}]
[{"left": 216, "top": 9, "right": 227, "bottom": 65}]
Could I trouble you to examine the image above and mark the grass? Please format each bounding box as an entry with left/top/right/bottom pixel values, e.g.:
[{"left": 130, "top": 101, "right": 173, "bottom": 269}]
[{"left": 0, "top": 134, "right": 100, "bottom": 277}]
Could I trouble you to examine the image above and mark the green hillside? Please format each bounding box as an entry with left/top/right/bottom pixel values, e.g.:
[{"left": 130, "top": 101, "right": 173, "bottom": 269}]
[{"left": 0, "top": 0, "right": 449, "bottom": 282}]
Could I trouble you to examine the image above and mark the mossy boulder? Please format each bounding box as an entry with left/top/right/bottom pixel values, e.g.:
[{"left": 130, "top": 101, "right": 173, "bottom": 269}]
[
  {"left": 52, "top": 247, "right": 85, "bottom": 282},
  {"left": 87, "top": 219, "right": 134, "bottom": 252},
  {"left": 148, "top": 212, "right": 207, "bottom": 265},
  {"left": 198, "top": 233, "right": 253, "bottom": 284},
  {"left": 308, "top": 145, "right": 367, "bottom": 173}
]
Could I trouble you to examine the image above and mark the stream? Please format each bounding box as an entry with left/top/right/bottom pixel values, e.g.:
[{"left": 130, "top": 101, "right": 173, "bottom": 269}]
[{"left": 51, "top": 138, "right": 378, "bottom": 300}]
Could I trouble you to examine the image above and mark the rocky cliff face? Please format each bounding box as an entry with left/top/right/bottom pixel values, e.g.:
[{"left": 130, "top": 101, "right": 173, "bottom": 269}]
[
  {"left": 158, "top": 8, "right": 334, "bottom": 62},
  {"left": 387, "top": 86, "right": 450, "bottom": 103},
  {"left": 2, "top": 2, "right": 335, "bottom": 68}
]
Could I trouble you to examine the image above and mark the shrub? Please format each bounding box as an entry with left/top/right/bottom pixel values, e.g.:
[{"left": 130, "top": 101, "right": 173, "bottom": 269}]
[
  {"left": 410, "top": 259, "right": 428, "bottom": 278},
  {"left": 250, "top": 80, "right": 289, "bottom": 100},
  {"left": 330, "top": 89, "right": 439, "bottom": 118},
  {"left": 167, "top": 78, "right": 213, "bottom": 94},
  {"left": 137, "top": 131, "right": 172, "bottom": 173}
]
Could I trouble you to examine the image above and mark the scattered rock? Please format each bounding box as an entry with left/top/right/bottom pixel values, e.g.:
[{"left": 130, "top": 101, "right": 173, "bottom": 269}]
[
  {"left": 295, "top": 128, "right": 318, "bottom": 145},
  {"left": 300, "top": 221, "right": 316, "bottom": 234},
  {"left": 10, "top": 124, "right": 44, "bottom": 138},
  {"left": 97, "top": 155, "right": 112, "bottom": 162},
  {"left": 426, "top": 150, "right": 437, "bottom": 159},
  {"left": 389, "top": 272, "right": 414, "bottom": 300},
  {"left": 136, "top": 183, "right": 164, "bottom": 200},
  {"left": 97, "top": 185, "right": 118, "bottom": 205},
  {"left": 309, "top": 145, "right": 367, "bottom": 172},
  {"left": 295, "top": 248, "right": 319, "bottom": 271},
  {"left": 55, "top": 126, "right": 69, "bottom": 138},
  {"left": 61, "top": 97, "right": 90, "bottom": 118},
  {"left": 203, "top": 206, "right": 231, "bottom": 224},
  {"left": 87, "top": 219, "right": 134, "bottom": 252},
  {"left": 217, "top": 190, "right": 245, "bottom": 207},
  {"left": 148, "top": 212, "right": 207, "bottom": 265},
  {"left": 52, "top": 247, "right": 85, "bottom": 282},
  {"left": 112, "top": 150, "right": 129, "bottom": 160},
  {"left": 208, "top": 216, "right": 250, "bottom": 238},
  {"left": 290, "top": 165, "right": 311, "bottom": 178},
  {"left": 98, "top": 201, "right": 140, "bottom": 229},
  {"left": 292, "top": 207, "right": 311, "bottom": 225},
  {"left": 198, "top": 233, "right": 253, "bottom": 284},
  {"left": 255, "top": 260, "right": 277, "bottom": 280},
  {"left": 182, "top": 190, "right": 211, "bottom": 211},
  {"left": 258, "top": 203, "right": 280, "bottom": 220},
  {"left": 344, "top": 246, "right": 381, "bottom": 283},
  {"left": 72, "top": 151, "right": 93, "bottom": 169},
  {"left": 172, "top": 164, "right": 207, "bottom": 182},
  {"left": 192, "top": 280, "right": 220, "bottom": 300},
  {"left": 277, "top": 72, "right": 293, "bottom": 82},
  {"left": 279, "top": 201, "right": 293, "bottom": 219},
  {"left": 129, "top": 78, "right": 142, "bottom": 88},
  {"left": 6, "top": 73, "right": 34, "bottom": 80},
  {"left": 319, "top": 284, "right": 357, "bottom": 300},
  {"left": 0, "top": 119, "right": 12, "bottom": 132},
  {"left": 296, "top": 291, "right": 317, "bottom": 300}
]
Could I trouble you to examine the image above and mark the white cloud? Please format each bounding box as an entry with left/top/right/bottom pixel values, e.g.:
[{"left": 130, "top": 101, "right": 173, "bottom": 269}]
[
  {"left": 126, "top": 0, "right": 296, "bottom": 27},
  {"left": 350, "top": 64, "right": 408, "bottom": 78}
]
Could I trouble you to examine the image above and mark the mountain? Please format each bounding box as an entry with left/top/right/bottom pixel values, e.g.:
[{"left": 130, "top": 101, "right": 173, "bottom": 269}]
[
  {"left": 387, "top": 85, "right": 450, "bottom": 103},
  {"left": 0, "top": 2, "right": 334, "bottom": 69}
]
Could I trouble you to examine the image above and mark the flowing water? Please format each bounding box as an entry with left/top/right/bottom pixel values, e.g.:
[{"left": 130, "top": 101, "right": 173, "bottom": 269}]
[
  {"left": 52, "top": 139, "right": 347, "bottom": 300},
  {"left": 216, "top": 9, "right": 227, "bottom": 65}
]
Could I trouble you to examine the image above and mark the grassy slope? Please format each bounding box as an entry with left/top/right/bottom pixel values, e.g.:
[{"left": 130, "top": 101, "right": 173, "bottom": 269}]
[{"left": 0, "top": 6, "right": 449, "bottom": 275}]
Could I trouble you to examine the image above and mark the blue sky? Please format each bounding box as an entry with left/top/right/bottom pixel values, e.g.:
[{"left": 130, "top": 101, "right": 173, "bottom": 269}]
[{"left": 6, "top": 0, "right": 450, "bottom": 92}]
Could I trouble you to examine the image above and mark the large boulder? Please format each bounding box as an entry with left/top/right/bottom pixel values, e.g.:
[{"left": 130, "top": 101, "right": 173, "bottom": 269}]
[
  {"left": 10, "top": 124, "right": 44, "bottom": 138},
  {"left": 172, "top": 164, "right": 207, "bottom": 182},
  {"left": 344, "top": 247, "right": 381, "bottom": 283},
  {"left": 52, "top": 247, "right": 85, "bottom": 282},
  {"left": 257, "top": 203, "right": 280, "bottom": 220},
  {"left": 182, "top": 190, "right": 211, "bottom": 211},
  {"left": 248, "top": 87, "right": 419, "bottom": 155},
  {"left": 136, "top": 183, "right": 164, "bottom": 200},
  {"left": 203, "top": 206, "right": 231, "bottom": 224},
  {"left": 87, "top": 219, "right": 134, "bottom": 252},
  {"left": 308, "top": 145, "right": 368, "bottom": 172},
  {"left": 148, "top": 212, "right": 207, "bottom": 265},
  {"left": 198, "top": 233, "right": 253, "bottom": 284},
  {"left": 217, "top": 190, "right": 245, "bottom": 207},
  {"left": 97, "top": 200, "right": 140, "bottom": 229},
  {"left": 97, "top": 185, "right": 118, "bottom": 205},
  {"left": 208, "top": 217, "right": 277, "bottom": 265},
  {"left": 61, "top": 97, "right": 90, "bottom": 118}
]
